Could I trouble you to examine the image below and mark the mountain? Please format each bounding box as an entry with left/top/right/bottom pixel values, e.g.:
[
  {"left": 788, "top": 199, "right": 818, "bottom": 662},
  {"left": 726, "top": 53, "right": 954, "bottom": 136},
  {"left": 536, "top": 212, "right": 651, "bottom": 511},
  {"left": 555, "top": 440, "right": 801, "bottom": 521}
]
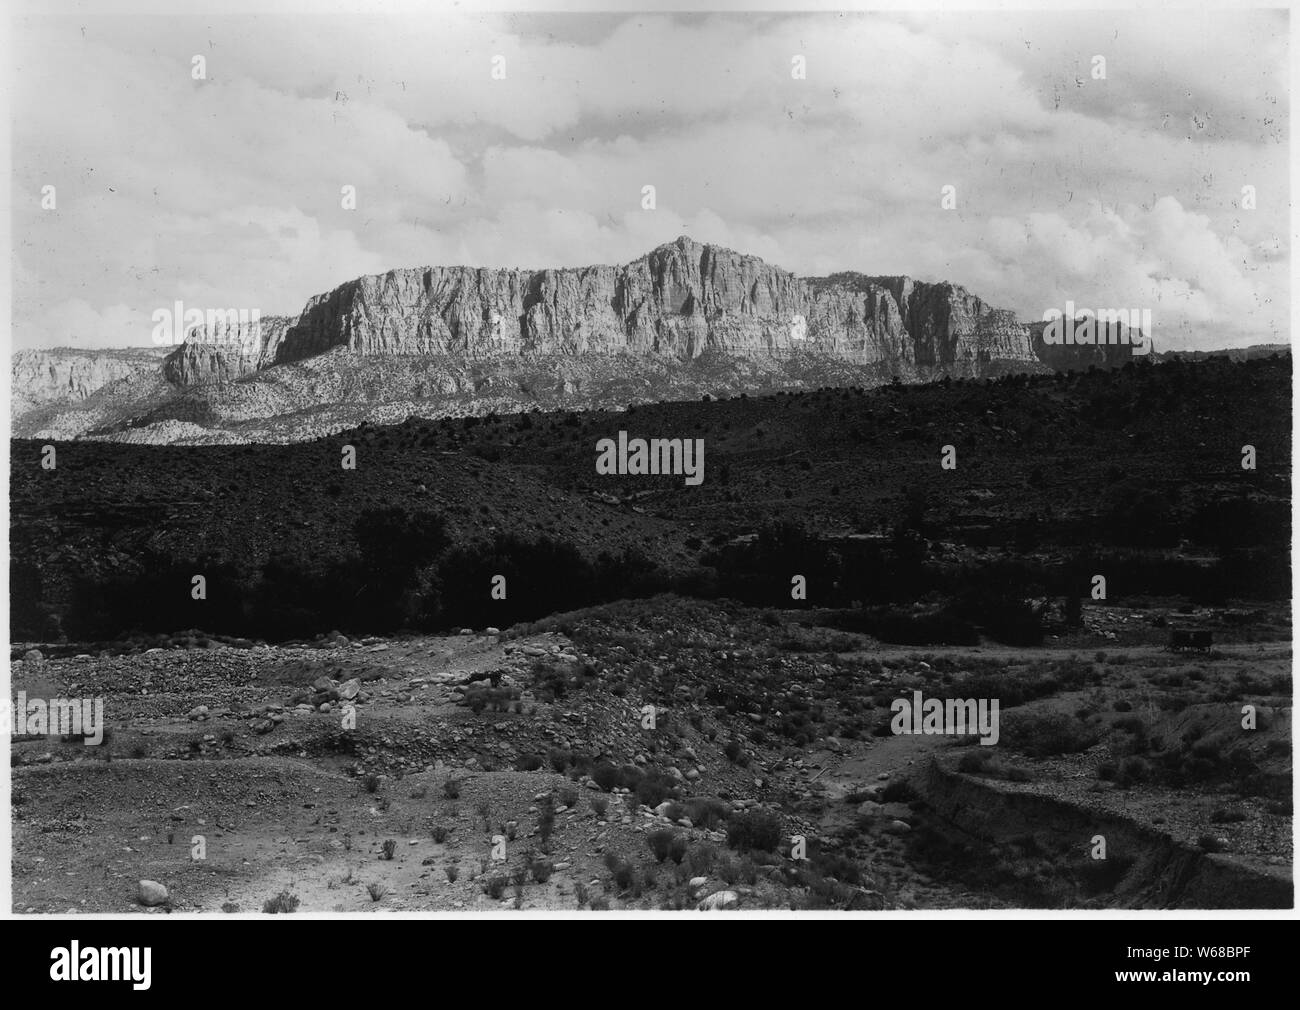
[{"left": 13, "top": 236, "right": 1158, "bottom": 444}]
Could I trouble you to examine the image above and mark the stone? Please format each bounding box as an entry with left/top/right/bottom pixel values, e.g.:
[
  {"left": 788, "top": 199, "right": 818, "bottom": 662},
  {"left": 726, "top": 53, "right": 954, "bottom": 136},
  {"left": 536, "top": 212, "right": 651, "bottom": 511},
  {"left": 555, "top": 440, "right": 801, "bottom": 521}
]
[
  {"left": 338, "top": 679, "right": 361, "bottom": 700},
  {"left": 697, "top": 890, "right": 740, "bottom": 911},
  {"left": 23, "top": 648, "right": 43, "bottom": 663},
  {"left": 137, "top": 880, "right": 169, "bottom": 906}
]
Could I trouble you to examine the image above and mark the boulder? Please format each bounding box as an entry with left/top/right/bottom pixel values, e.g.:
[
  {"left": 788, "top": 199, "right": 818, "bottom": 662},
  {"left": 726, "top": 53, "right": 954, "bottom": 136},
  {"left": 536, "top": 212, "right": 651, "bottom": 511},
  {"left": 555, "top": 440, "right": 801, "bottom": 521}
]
[
  {"left": 136, "top": 880, "right": 169, "bottom": 906},
  {"left": 697, "top": 890, "right": 740, "bottom": 911}
]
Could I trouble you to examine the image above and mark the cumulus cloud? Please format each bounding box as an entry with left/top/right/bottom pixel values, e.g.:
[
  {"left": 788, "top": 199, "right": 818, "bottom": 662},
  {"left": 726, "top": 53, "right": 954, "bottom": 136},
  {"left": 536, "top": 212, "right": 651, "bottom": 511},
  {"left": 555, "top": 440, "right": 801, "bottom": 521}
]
[{"left": 9, "top": 10, "right": 1288, "bottom": 351}]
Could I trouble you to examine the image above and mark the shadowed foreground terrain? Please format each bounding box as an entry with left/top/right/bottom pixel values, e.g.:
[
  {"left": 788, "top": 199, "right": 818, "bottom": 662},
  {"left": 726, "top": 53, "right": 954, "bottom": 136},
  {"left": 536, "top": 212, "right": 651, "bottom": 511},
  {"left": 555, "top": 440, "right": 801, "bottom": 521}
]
[{"left": 10, "top": 354, "right": 1292, "bottom": 911}]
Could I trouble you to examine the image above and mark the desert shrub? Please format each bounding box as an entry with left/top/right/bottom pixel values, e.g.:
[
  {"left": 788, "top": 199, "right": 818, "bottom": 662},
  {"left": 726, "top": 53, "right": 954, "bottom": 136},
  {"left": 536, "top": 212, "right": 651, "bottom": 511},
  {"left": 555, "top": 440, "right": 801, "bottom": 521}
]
[
  {"left": 482, "top": 875, "right": 509, "bottom": 899},
  {"left": 590, "top": 796, "right": 609, "bottom": 818},
  {"left": 669, "top": 835, "right": 689, "bottom": 865},
  {"left": 516, "top": 753, "right": 543, "bottom": 772},
  {"left": 262, "top": 891, "right": 300, "bottom": 914},
  {"left": 634, "top": 772, "right": 678, "bottom": 809},
  {"left": 380, "top": 838, "right": 397, "bottom": 860},
  {"left": 442, "top": 778, "right": 461, "bottom": 799},
  {"left": 591, "top": 762, "right": 620, "bottom": 792},
  {"left": 432, "top": 824, "right": 449, "bottom": 843},
  {"left": 445, "top": 865, "right": 459, "bottom": 883},
  {"left": 1118, "top": 757, "right": 1149, "bottom": 787},
  {"left": 647, "top": 828, "right": 677, "bottom": 863},
  {"left": 726, "top": 810, "right": 783, "bottom": 853},
  {"left": 537, "top": 799, "right": 557, "bottom": 846},
  {"left": 530, "top": 858, "right": 554, "bottom": 884},
  {"left": 686, "top": 843, "right": 719, "bottom": 876},
  {"left": 1003, "top": 712, "right": 1098, "bottom": 758},
  {"left": 958, "top": 750, "right": 989, "bottom": 774},
  {"left": 880, "top": 780, "right": 917, "bottom": 803},
  {"left": 548, "top": 748, "right": 572, "bottom": 773},
  {"left": 366, "top": 882, "right": 387, "bottom": 902},
  {"left": 558, "top": 786, "right": 580, "bottom": 809},
  {"left": 717, "top": 854, "right": 759, "bottom": 885}
]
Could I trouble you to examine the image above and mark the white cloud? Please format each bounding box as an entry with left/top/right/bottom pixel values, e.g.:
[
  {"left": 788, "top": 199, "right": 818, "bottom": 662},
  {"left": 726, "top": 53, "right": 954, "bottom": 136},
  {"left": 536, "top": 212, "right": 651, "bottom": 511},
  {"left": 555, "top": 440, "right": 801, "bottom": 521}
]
[{"left": 9, "top": 11, "right": 1288, "bottom": 352}]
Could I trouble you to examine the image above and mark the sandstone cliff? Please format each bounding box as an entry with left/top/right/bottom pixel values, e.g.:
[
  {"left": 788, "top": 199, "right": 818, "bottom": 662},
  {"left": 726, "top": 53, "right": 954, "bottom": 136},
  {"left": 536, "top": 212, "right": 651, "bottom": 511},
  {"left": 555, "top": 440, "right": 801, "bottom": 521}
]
[
  {"left": 17, "top": 237, "right": 1131, "bottom": 443},
  {"left": 161, "top": 314, "right": 297, "bottom": 386},
  {"left": 10, "top": 347, "right": 169, "bottom": 412},
  {"left": 259, "top": 237, "right": 1038, "bottom": 379}
]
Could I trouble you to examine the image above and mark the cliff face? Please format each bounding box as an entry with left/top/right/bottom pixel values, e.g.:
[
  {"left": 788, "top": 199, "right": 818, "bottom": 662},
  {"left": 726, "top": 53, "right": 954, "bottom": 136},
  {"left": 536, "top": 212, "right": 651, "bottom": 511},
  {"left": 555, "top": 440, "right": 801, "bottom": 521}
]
[
  {"left": 15, "top": 237, "right": 1065, "bottom": 442},
  {"left": 259, "top": 237, "right": 1038, "bottom": 378},
  {"left": 161, "top": 314, "right": 297, "bottom": 386},
  {"left": 10, "top": 348, "right": 168, "bottom": 409}
]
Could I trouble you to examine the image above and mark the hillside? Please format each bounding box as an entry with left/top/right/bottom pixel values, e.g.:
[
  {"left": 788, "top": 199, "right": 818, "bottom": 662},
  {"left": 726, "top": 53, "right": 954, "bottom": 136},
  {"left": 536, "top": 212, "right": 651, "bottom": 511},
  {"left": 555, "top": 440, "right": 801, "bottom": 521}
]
[{"left": 12, "top": 354, "right": 1289, "bottom": 644}]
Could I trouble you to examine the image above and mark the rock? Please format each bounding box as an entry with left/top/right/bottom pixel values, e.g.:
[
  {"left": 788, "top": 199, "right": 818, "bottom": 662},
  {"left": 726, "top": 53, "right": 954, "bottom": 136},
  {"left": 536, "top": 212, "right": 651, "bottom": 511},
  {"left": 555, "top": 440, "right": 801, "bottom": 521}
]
[
  {"left": 688, "top": 876, "right": 709, "bottom": 892},
  {"left": 23, "top": 648, "right": 43, "bottom": 663},
  {"left": 136, "top": 880, "right": 169, "bottom": 906},
  {"left": 884, "top": 819, "right": 912, "bottom": 835},
  {"left": 338, "top": 679, "right": 361, "bottom": 700},
  {"left": 203, "top": 238, "right": 1037, "bottom": 378},
  {"left": 459, "top": 628, "right": 474, "bottom": 636},
  {"left": 824, "top": 736, "right": 843, "bottom": 753},
  {"left": 697, "top": 890, "right": 740, "bottom": 911},
  {"left": 485, "top": 627, "right": 501, "bottom": 635},
  {"left": 654, "top": 801, "right": 673, "bottom": 816},
  {"left": 187, "top": 705, "right": 209, "bottom": 721}
]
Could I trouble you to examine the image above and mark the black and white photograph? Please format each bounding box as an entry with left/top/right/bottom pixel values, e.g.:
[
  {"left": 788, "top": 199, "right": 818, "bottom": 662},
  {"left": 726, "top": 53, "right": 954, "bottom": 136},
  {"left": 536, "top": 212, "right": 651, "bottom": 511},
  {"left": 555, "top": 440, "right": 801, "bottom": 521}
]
[{"left": 2, "top": 0, "right": 1295, "bottom": 960}]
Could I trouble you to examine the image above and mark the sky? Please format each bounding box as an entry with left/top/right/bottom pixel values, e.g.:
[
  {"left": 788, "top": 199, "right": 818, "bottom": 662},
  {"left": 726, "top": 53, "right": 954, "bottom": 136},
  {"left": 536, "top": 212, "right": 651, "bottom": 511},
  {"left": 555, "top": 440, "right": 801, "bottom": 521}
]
[{"left": 7, "top": 8, "right": 1291, "bottom": 351}]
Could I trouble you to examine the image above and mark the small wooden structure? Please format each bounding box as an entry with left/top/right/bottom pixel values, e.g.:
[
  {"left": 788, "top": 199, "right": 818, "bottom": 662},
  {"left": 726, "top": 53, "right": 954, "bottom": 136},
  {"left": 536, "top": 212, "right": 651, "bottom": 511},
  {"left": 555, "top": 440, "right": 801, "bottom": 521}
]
[{"left": 1167, "top": 627, "right": 1213, "bottom": 653}]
